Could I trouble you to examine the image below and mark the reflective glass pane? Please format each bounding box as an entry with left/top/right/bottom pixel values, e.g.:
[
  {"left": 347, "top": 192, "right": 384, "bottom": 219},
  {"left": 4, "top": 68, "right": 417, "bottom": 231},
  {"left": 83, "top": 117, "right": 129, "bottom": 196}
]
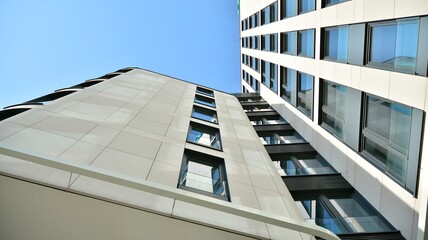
[
  {"left": 395, "top": 19, "right": 419, "bottom": 72},
  {"left": 366, "top": 96, "right": 390, "bottom": 138},
  {"left": 325, "top": 27, "right": 348, "bottom": 61},
  {"left": 364, "top": 137, "right": 387, "bottom": 166},
  {"left": 298, "top": 73, "right": 313, "bottom": 117},
  {"left": 330, "top": 197, "right": 393, "bottom": 233},
  {"left": 389, "top": 103, "right": 412, "bottom": 152},
  {"left": 285, "top": 0, "right": 297, "bottom": 18},
  {"left": 192, "top": 106, "right": 217, "bottom": 123},
  {"left": 370, "top": 24, "right": 397, "bottom": 67},
  {"left": 299, "top": 29, "right": 314, "bottom": 58},
  {"left": 195, "top": 95, "right": 216, "bottom": 108},
  {"left": 300, "top": 0, "right": 315, "bottom": 13}
]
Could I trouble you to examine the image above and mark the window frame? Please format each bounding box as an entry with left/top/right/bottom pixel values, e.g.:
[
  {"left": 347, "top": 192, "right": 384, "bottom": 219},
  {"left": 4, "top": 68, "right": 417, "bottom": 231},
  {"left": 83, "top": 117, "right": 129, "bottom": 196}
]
[
  {"left": 194, "top": 94, "right": 216, "bottom": 108},
  {"left": 366, "top": 18, "right": 420, "bottom": 74},
  {"left": 187, "top": 121, "right": 222, "bottom": 150},
  {"left": 191, "top": 105, "right": 218, "bottom": 124},
  {"left": 178, "top": 149, "right": 230, "bottom": 201}
]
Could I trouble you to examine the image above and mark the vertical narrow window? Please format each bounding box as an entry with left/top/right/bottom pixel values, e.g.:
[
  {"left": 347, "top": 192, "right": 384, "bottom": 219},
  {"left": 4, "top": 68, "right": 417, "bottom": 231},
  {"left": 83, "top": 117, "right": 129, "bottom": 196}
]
[
  {"left": 262, "top": 61, "right": 278, "bottom": 94},
  {"left": 178, "top": 150, "right": 229, "bottom": 201},
  {"left": 298, "top": 29, "right": 315, "bottom": 58},
  {"left": 281, "top": 31, "right": 297, "bottom": 55},
  {"left": 368, "top": 18, "right": 419, "bottom": 73},
  {"left": 297, "top": 72, "right": 314, "bottom": 118},
  {"left": 261, "top": 2, "right": 278, "bottom": 25},
  {"left": 324, "top": 26, "right": 349, "bottom": 62},
  {"left": 187, "top": 122, "right": 222, "bottom": 149},
  {"left": 270, "top": 33, "right": 278, "bottom": 52},
  {"left": 321, "top": 81, "right": 347, "bottom": 139},
  {"left": 280, "top": 66, "right": 297, "bottom": 105}
]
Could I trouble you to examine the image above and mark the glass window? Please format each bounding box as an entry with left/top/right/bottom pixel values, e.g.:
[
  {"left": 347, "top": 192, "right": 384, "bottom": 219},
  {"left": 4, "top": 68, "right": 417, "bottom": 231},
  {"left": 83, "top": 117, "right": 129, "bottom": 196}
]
[
  {"left": 249, "top": 115, "right": 287, "bottom": 125},
  {"left": 369, "top": 18, "right": 419, "bottom": 73},
  {"left": 299, "top": 0, "right": 315, "bottom": 13},
  {"left": 281, "top": 0, "right": 297, "bottom": 19},
  {"left": 242, "top": 19, "right": 248, "bottom": 31},
  {"left": 362, "top": 95, "right": 412, "bottom": 183},
  {"left": 194, "top": 94, "right": 216, "bottom": 108},
  {"left": 298, "top": 29, "right": 315, "bottom": 58},
  {"left": 261, "top": 61, "right": 278, "bottom": 94},
  {"left": 192, "top": 106, "right": 218, "bottom": 123},
  {"left": 259, "top": 131, "right": 306, "bottom": 145},
  {"left": 261, "top": 2, "right": 278, "bottom": 25},
  {"left": 249, "top": 12, "right": 259, "bottom": 29},
  {"left": 261, "top": 34, "right": 278, "bottom": 52},
  {"left": 280, "top": 67, "right": 296, "bottom": 103},
  {"left": 196, "top": 87, "right": 214, "bottom": 97},
  {"left": 295, "top": 193, "right": 395, "bottom": 234},
  {"left": 273, "top": 153, "right": 335, "bottom": 176},
  {"left": 250, "top": 57, "right": 259, "bottom": 72},
  {"left": 281, "top": 31, "right": 297, "bottom": 55},
  {"left": 187, "top": 122, "right": 221, "bottom": 149},
  {"left": 178, "top": 150, "right": 229, "bottom": 201},
  {"left": 323, "top": 0, "right": 349, "bottom": 7},
  {"left": 321, "top": 81, "right": 347, "bottom": 139},
  {"left": 324, "top": 26, "right": 349, "bottom": 62},
  {"left": 297, "top": 72, "right": 313, "bottom": 118}
]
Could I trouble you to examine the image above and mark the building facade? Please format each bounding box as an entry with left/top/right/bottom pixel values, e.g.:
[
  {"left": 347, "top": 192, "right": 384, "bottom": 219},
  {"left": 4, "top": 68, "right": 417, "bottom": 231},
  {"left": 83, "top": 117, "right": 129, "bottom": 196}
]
[
  {"left": 240, "top": 0, "right": 428, "bottom": 239},
  {"left": 0, "top": 68, "right": 337, "bottom": 240}
]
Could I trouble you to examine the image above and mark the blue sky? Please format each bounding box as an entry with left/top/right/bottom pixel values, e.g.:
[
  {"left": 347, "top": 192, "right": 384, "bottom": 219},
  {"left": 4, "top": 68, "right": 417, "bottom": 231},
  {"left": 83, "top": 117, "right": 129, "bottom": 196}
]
[{"left": 0, "top": 0, "right": 241, "bottom": 108}]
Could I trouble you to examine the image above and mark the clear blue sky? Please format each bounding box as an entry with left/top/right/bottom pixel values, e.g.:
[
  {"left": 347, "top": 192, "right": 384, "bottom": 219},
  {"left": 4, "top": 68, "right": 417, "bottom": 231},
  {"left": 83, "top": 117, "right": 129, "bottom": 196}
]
[{"left": 0, "top": 0, "right": 241, "bottom": 108}]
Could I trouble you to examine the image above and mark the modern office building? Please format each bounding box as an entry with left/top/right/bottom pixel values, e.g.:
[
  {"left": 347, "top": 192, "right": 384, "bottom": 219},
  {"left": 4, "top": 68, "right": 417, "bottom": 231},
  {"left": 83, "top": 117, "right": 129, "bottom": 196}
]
[
  {"left": 240, "top": 0, "right": 428, "bottom": 239},
  {"left": 0, "top": 68, "right": 339, "bottom": 240}
]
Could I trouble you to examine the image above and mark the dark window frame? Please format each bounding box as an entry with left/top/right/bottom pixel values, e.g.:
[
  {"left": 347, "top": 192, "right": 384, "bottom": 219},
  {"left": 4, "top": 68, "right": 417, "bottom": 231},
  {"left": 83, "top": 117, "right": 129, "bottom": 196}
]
[
  {"left": 187, "top": 121, "right": 222, "bottom": 151},
  {"left": 178, "top": 149, "right": 230, "bottom": 201}
]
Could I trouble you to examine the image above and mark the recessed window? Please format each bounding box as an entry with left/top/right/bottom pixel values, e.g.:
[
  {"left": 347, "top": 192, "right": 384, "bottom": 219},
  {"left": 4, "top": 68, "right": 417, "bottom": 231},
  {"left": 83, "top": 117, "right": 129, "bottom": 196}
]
[
  {"left": 321, "top": 81, "right": 347, "bottom": 139},
  {"left": 368, "top": 18, "right": 419, "bottom": 73},
  {"left": 187, "top": 122, "right": 221, "bottom": 150},
  {"left": 280, "top": 67, "right": 297, "bottom": 104},
  {"left": 298, "top": 29, "right": 315, "bottom": 58},
  {"left": 249, "top": 12, "right": 259, "bottom": 29},
  {"left": 250, "top": 36, "right": 259, "bottom": 50},
  {"left": 272, "top": 153, "right": 336, "bottom": 176},
  {"left": 241, "top": 19, "right": 248, "bottom": 31},
  {"left": 322, "top": 0, "right": 350, "bottom": 7},
  {"left": 281, "top": 32, "right": 297, "bottom": 55},
  {"left": 178, "top": 150, "right": 229, "bottom": 201},
  {"left": 297, "top": 72, "right": 313, "bottom": 118},
  {"left": 261, "top": 1, "right": 278, "bottom": 25},
  {"left": 323, "top": 26, "right": 349, "bottom": 62},
  {"left": 281, "top": 0, "right": 315, "bottom": 19},
  {"left": 299, "top": 0, "right": 315, "bottom": 13},
  {"left": 194, "top": 95, "right": 216, "bottom": 108},
  {"left": 250, "top": 56, "right": 260, "bottom": 72},
  {"left": 191, "top": 106, "right": 218, "bottom": 123},
  {"left": 196, "top": 87, "right": 214, "bottom": 97},
  {"left": 261, "top": 60, "right": 278, "bottom": 94},
  {"left": 261, "top": 34, "right": 278, "bottom": 52}
]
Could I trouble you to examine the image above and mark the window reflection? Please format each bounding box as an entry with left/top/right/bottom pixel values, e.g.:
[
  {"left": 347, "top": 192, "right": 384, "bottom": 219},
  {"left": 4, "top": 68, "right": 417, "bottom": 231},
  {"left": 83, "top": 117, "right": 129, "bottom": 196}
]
[{"left": 369, "top": 18, "right": 419, "bottom": 73}]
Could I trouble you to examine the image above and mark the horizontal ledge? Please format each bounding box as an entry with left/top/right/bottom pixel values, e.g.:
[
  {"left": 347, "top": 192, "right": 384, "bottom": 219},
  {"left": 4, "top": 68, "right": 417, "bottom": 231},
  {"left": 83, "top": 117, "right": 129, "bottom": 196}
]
[{"left": 0, "top": 143, "right": 338, "bottom": 240}]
